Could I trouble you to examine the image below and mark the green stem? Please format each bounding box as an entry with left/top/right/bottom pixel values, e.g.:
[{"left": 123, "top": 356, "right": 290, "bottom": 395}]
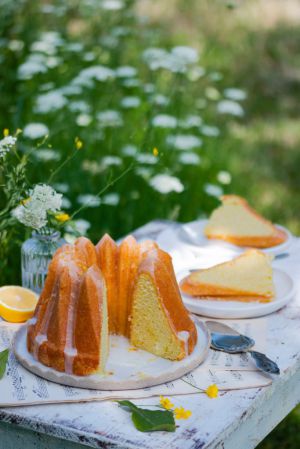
[{"left": 70, "top": 163, "right": 134, "bottom": 220}]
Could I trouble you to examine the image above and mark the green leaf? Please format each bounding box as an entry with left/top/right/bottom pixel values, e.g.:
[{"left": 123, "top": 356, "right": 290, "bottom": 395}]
[
  {"left": 0, "top": 349, "right": 9, "bottom": 379},
  {"left": 118, "top": 400, "right": 176, "bottom": 432}
]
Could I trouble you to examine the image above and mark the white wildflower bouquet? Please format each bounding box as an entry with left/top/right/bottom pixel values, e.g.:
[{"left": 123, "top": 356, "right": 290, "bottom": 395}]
[{"left": 0, "top": 131, "right": 74, "bottom": 284}]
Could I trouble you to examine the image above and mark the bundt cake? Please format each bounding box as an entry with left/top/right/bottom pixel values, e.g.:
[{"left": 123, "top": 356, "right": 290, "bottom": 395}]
[
  {"left": 27, "top": 235, "right": 197, "bottom": 376},
  {"left": 204, "top": 195, "right": 287, "bottom": 248},
  {"left": 180, "top": 249, "right": 275, "bottom": 302}
]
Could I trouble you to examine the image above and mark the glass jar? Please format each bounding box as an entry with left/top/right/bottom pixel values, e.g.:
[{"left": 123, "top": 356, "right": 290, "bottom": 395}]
[{"left": 21, "top": 230, "right": 65, "bottom": 294}]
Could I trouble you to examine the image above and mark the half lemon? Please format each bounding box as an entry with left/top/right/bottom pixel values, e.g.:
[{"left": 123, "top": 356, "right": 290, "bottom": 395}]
[{"left": 0, "top": 286, "right": 39, "bottom": 323}]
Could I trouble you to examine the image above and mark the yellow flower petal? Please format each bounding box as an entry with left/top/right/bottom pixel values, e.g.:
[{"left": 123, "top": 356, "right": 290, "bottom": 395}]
[
  {"left": 3, "top": 128, "right": 9, "bottom": 137},
  {"left": 159, "top": 396, "right": 174, "bottom": 410},
  {"left": 174, "top": 406, "right": 192, "bottom": 420},
  {"left": 153, "top": 147, "right": 159, "bottom": 157},
  {"left": 55, "top": 213, "right": 70, "bottom": 223},
  {"left": 75, "top": 137, "right": 83, "bottom": 150},
  {"left": 205, "top": 384, "right": 219, "bottom": 399}
]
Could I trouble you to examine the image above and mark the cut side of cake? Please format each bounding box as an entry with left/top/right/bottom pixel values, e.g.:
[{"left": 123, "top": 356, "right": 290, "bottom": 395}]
[
  {"left": 204, "top": 195, "right": 287, "bottom": 248},
  {"left": 180, "top": 249, "right": 275, "bottom": 302},
  {"left": 27, "top": 235, "right": 197, "bottom": 376},
  {"left": 131, "top": 249, "right": 197, "bottom": 360}
]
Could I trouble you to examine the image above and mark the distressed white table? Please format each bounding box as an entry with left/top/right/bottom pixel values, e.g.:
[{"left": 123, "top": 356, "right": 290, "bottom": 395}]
[{"left": 1, "top": 220, "right": 300, "bottom": 449}]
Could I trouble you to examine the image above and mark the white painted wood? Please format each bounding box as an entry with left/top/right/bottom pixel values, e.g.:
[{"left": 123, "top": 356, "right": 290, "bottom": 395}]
[
  {"left": 14, "top": 321, "right": 210, "bottom": 390},
  {"left": 0, "top": 221, "right": 299, "bottom": 449}
]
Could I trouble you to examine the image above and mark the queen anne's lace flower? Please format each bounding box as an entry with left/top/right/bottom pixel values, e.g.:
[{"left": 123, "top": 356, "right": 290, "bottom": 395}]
[
  {"left": 30, "top": 184, "right": 62, "bottom": 212},
  {"left": 149, "top": 174, "right": 184, "bottom": 194},
  {"left": 13, "top": 203, "right": 47, "bottom": 229},
  {"left": 0, "top": 136, "right": 17, "bottom": 158}
]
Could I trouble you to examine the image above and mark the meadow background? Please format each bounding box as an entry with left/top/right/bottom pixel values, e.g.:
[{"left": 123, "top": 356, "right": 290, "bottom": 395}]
[{"left": 0, "top": 0, "right": 299, "bottom": 446}]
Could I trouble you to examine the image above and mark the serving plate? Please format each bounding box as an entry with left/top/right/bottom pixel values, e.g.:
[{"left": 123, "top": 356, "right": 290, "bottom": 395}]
[
  {"left": 14, "top": 321, "right": 210, "bottom": 390},
  {"left": 157, "top": 219, "right": 293, "bottom": 257},
  {"left": 178, "top": 268, "right": 295, "bottom": 319}
]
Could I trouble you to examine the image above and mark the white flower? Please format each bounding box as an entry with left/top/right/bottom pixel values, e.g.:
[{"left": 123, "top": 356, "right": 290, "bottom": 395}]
[
  {"left": 178, "top": 152, "right": 201, "bottom": 165},
  {"left": 224, "top": 88, "right": 247, "bottom": 101},
  {"left": 101, "top": 0, "right": 124, "bottom": 10},
  {"left": 97, "top": 110, "right": 123, "bottom": 127},
  {"left": 151, "top": 94, "right": 170, "bottom": 106},
  {"left": 217, "top": 171, "right": 232, "bottom": 185},
  {"left": 13, "top": 184, "right": 62, "bottom": 229},
  {"left": 201, "top": 125, "right": 220, "bottom": 137},
  {"left": 187, "top": 66, "right": 205, "bottom": 81},
  {"left": 204, "top": 183, "right": 223, "bottom": 197},
  {"left": 76, "top": 113, "right": 92, "bottom": 127},
  {"left": 18, "top": 60, "right": 47, "bottom": 79},
  {"left": 13, "top": 204, "right": 47, "bottom": 230},
  {"left": 60, "top": 85, "right": 82, "bottom": 96},
  {"left": 136, "top": 153, "right": 157, "bottom": 165},
  {"left": 179, "top": 115, "right": 202, "bottom": 128},
  {"left": 217, "top": 100, "right": 244, "bottom": 117},
  {"left": 122, "top": 145, "right": 138, "bottom": 156},
  {"left": 8, "top": 40, "right": 24, "bottom": 52},
  {"left": 34, "top": 149, "right": 61, "bottom": 162},
  {"left": 102, "top": 193, "right": 120, "bottom": 206},
  {"left": 83, "top": 52, "right": 96, "bottom": 62},
  {"left": 61, "top": 197, "right": 72, "bottom": 209},
  {"left": 135, "top": 167, "right": 153, "bottom": 179},
  {"left": 67, "top": 42, "right": 83, "bottom": 53},
  {"left": 171, "top": 46, "right": 199, "bottom": 64},
  {"left": 150, "top": 174, "right": 184, "bottom": 194},
  {"left": 0, "top": 135, "right": 17, "bottom": 158},
  {"left": 152, "top": 114, "right": 177, "bottom": 128},
  {"left": 30, "top": 184, "right": 62, "bottom": 211},
  {"left": 143, "top": 46, "right": 198, "bottom": 73},
  {"left": 35, "top": 90, "right": 67, "bottom": 114},
  {"left": 77, "top": 194, "right": 101, "bottom": 207},
  {"left": 116, "top": 66, "right": 137, "bottom": 78},
  {"left": 143, "top": 83, "right": 155, "bottom": 93},
  {"left": 166, "top": 134, "right": 202, "bottom": 150},
  {"left": 120, "top": 96, "right": 141, "bottom": 108},
  {"left": 23, "top": 123, "right": 49, "bottom": 139},
  {"left": 72, "top": 65, "right": 115, "bottom": 88},
  {"left": 122, "top": 78, "right": 140, "bottom": 88},
  {"left": 68, "top": 101, "right": 90, "bottom": 113},
  {"left": 53, "top": 183, "right": 69, "bottom": 193},
  {"left": 101, "top": 155, "right": 122, "bottom": 166},
  {"left": 66, "top": 219, "right": 91, "bottom": 235}
]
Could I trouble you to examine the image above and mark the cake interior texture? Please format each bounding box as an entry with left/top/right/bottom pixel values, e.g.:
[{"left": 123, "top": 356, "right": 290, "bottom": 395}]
[
  {"left": 180, "top": 249, "right": 275, "bottom": 302},
  {"left": 204, "top": 195, "right": 287, "bottom": 248}
]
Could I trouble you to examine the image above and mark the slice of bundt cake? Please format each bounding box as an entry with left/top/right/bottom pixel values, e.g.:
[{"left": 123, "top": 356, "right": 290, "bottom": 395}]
[
  {"left": 131, "top": 248, "right": 197, "bottom": 360},
  {"left": 180, "top": 249, "right": 275, "bottom": 302},
  {"left": 204, "top": 195, "right": 287, "bottom": 248}
]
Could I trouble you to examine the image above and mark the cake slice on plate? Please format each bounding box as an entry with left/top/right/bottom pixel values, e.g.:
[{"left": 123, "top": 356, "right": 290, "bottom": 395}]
[
  {"left": 204, "top": 195, "right": 287, "bottom": 248},
  {"left": 180, "top": 249, "right": 275, "bottom": 302}
]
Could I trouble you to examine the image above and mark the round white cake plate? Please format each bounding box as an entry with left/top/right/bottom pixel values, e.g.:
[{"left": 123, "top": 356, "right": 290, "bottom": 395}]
[
  {"left": 156, "top": 219, "right": 293, "bottom": 257},
  {"left": 14, "top": 321, "right": 210, "bottom": 390},
  {"left": 178, "top": 268, "right": 295, "bottom": 319}
]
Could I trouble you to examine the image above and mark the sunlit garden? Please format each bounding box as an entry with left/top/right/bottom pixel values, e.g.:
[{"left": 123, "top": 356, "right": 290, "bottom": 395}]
[{"left": 0, "top": 1, "right": 299, "bottom": 448}]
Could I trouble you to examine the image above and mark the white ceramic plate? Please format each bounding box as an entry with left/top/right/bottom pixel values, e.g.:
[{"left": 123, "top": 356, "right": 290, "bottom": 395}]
[
  {"left": 157, "top": 219, "right": 293, "bottom": 257},
  {"left": 178, "top": 268, "right": 295, "bottom": 319},
  {"left": 14, "top": 321, "right": 210, "bottom": 390}
]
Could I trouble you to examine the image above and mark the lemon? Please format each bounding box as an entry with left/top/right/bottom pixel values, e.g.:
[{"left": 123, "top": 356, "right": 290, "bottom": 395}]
[{"left": 0, "top": 286, "right": 39, "bottom": 323}]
